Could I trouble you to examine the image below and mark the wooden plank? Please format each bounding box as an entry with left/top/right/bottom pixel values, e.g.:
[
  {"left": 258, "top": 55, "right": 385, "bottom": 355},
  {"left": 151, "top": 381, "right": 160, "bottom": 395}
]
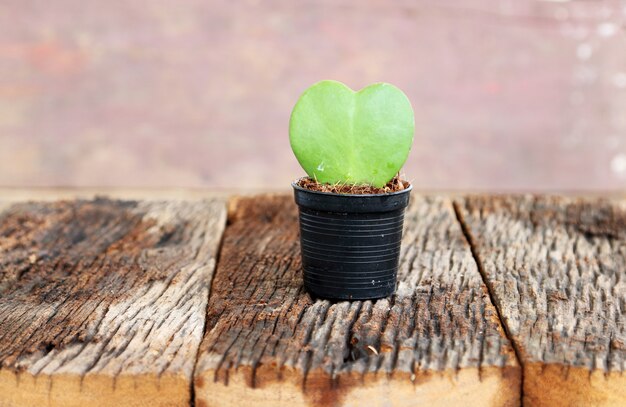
[
  {"left": 455, "top": 196, "right": 626, "bottom": 407},
  {"left": 0, "top": 188, "right": 250, "bottom": 203},
  {"left": 194, "top": 195, "right": 520, "bottom": 407},
  {"left": 0, "top": 198, "right": 227, "bottom": 406},
  {"left": 0, "top": 202, "right": 11, "bottom": 215}
]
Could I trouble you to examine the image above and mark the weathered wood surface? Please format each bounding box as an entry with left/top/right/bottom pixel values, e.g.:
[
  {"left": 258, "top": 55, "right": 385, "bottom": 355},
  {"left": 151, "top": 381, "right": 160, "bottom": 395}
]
[
  {"left": 455, "top": 196, "right": 626, "bottom": 407},
  {"left": 194, "top": 196, "right": 520, "bottom": 407},
  {"left": 0, "top": 198, "right": 226, "bottom": 406},
  {"left": 3, "top": 193, "right": 624, "bottom": 406}
]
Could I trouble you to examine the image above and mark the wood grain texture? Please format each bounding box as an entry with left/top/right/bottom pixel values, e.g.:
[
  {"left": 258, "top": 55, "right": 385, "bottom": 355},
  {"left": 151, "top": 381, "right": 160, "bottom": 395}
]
[
  {"left": 455, "top": 196, "right": 626, "bottom": 407},
  {"left": 194, "top": 195, "right": 520, "bottom": 407},
  {"left": 0, "top": 198, "right": 226, "bottom": 406}
]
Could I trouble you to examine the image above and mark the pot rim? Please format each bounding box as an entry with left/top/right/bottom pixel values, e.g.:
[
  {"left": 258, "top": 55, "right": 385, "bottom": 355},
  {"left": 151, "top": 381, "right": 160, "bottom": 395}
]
[{"left": 291, "top": 177, "right": 413, "bottom": 198}]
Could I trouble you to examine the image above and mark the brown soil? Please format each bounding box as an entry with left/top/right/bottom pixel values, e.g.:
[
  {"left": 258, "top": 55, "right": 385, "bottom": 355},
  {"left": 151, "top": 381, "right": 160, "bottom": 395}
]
[{"left": 297, "top": 175, "right": 410, "bottom": 195}]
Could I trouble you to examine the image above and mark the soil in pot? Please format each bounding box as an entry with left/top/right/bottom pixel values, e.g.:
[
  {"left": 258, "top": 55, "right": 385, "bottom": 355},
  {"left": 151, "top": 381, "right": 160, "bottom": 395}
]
[{"left": 296, "top": 175, "right": 409, "bottom": 195}]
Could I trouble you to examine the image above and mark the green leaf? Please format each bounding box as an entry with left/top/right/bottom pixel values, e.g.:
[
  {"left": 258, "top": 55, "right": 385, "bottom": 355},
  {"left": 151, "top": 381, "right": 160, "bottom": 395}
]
[{"left": 289, "top": 80, "right": 414, "bottom": 188}]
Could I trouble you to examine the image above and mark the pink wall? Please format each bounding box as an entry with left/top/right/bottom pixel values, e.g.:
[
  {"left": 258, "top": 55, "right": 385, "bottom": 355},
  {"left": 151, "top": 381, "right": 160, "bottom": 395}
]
[{"left": 1, "top": 0, "right": 625, "bottom": 191}]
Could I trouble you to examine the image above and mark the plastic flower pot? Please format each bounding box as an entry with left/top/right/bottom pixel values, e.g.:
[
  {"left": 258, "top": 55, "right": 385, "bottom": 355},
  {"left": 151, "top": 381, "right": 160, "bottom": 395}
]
[{"left": 292, "top": 180, "right": 412, "bottom": 300}]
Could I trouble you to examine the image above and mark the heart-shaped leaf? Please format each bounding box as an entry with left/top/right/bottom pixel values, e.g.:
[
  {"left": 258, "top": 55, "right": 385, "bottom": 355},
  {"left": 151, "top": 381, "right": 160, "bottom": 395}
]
[{"left": 289, "top": 80, "right": 414, "bottom": 188}]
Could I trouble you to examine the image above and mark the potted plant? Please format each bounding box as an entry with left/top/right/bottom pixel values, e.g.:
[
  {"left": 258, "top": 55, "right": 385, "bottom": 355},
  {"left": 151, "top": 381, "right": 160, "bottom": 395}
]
[{"left": 290, "top": 80, "right": 414, "bottom": 300}]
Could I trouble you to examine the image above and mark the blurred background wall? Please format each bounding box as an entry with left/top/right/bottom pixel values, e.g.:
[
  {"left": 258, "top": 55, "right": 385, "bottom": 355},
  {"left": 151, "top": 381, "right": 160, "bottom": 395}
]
[{"left": 1, "top": 0, "right": 625, "bottom": 191}]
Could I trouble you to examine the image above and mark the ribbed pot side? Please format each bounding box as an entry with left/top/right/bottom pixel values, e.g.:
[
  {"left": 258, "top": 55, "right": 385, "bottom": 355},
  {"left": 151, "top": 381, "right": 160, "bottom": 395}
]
[{"left": 292, "top": 181, "right": 412, "bottom": 300}]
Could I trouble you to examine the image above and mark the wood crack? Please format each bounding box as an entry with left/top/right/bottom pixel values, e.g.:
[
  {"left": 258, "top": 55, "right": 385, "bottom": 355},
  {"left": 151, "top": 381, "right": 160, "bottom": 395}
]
[{"left": 453, "top": 199, "right": 525, "bottom": 404}]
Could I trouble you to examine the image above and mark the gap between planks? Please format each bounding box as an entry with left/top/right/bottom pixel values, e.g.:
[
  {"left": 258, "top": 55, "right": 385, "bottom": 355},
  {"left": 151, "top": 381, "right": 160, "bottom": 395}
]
[
  {"left": 190, "top": 203, "right": 231, "bottom": 407},
  {"left": 193, "top": 195, "right": 521, "bottom": 407},
  {"left": 454, "top": 195, "right": 626, "bottom": 407},
  {"left": 452, "top": 200, "right": 525, "bottom": 406}
]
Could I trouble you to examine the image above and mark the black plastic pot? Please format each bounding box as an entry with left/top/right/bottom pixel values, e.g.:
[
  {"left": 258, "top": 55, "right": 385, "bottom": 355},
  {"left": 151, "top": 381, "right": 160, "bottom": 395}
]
[{"left": 292, "top": 180, "right": 412, "bottom": 300}]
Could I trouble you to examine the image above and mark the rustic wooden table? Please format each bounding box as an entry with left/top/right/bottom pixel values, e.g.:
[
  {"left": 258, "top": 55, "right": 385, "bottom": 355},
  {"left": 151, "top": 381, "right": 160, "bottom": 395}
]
[{"left": 0, "top": 191, "right": 624, "bottom": 407}]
